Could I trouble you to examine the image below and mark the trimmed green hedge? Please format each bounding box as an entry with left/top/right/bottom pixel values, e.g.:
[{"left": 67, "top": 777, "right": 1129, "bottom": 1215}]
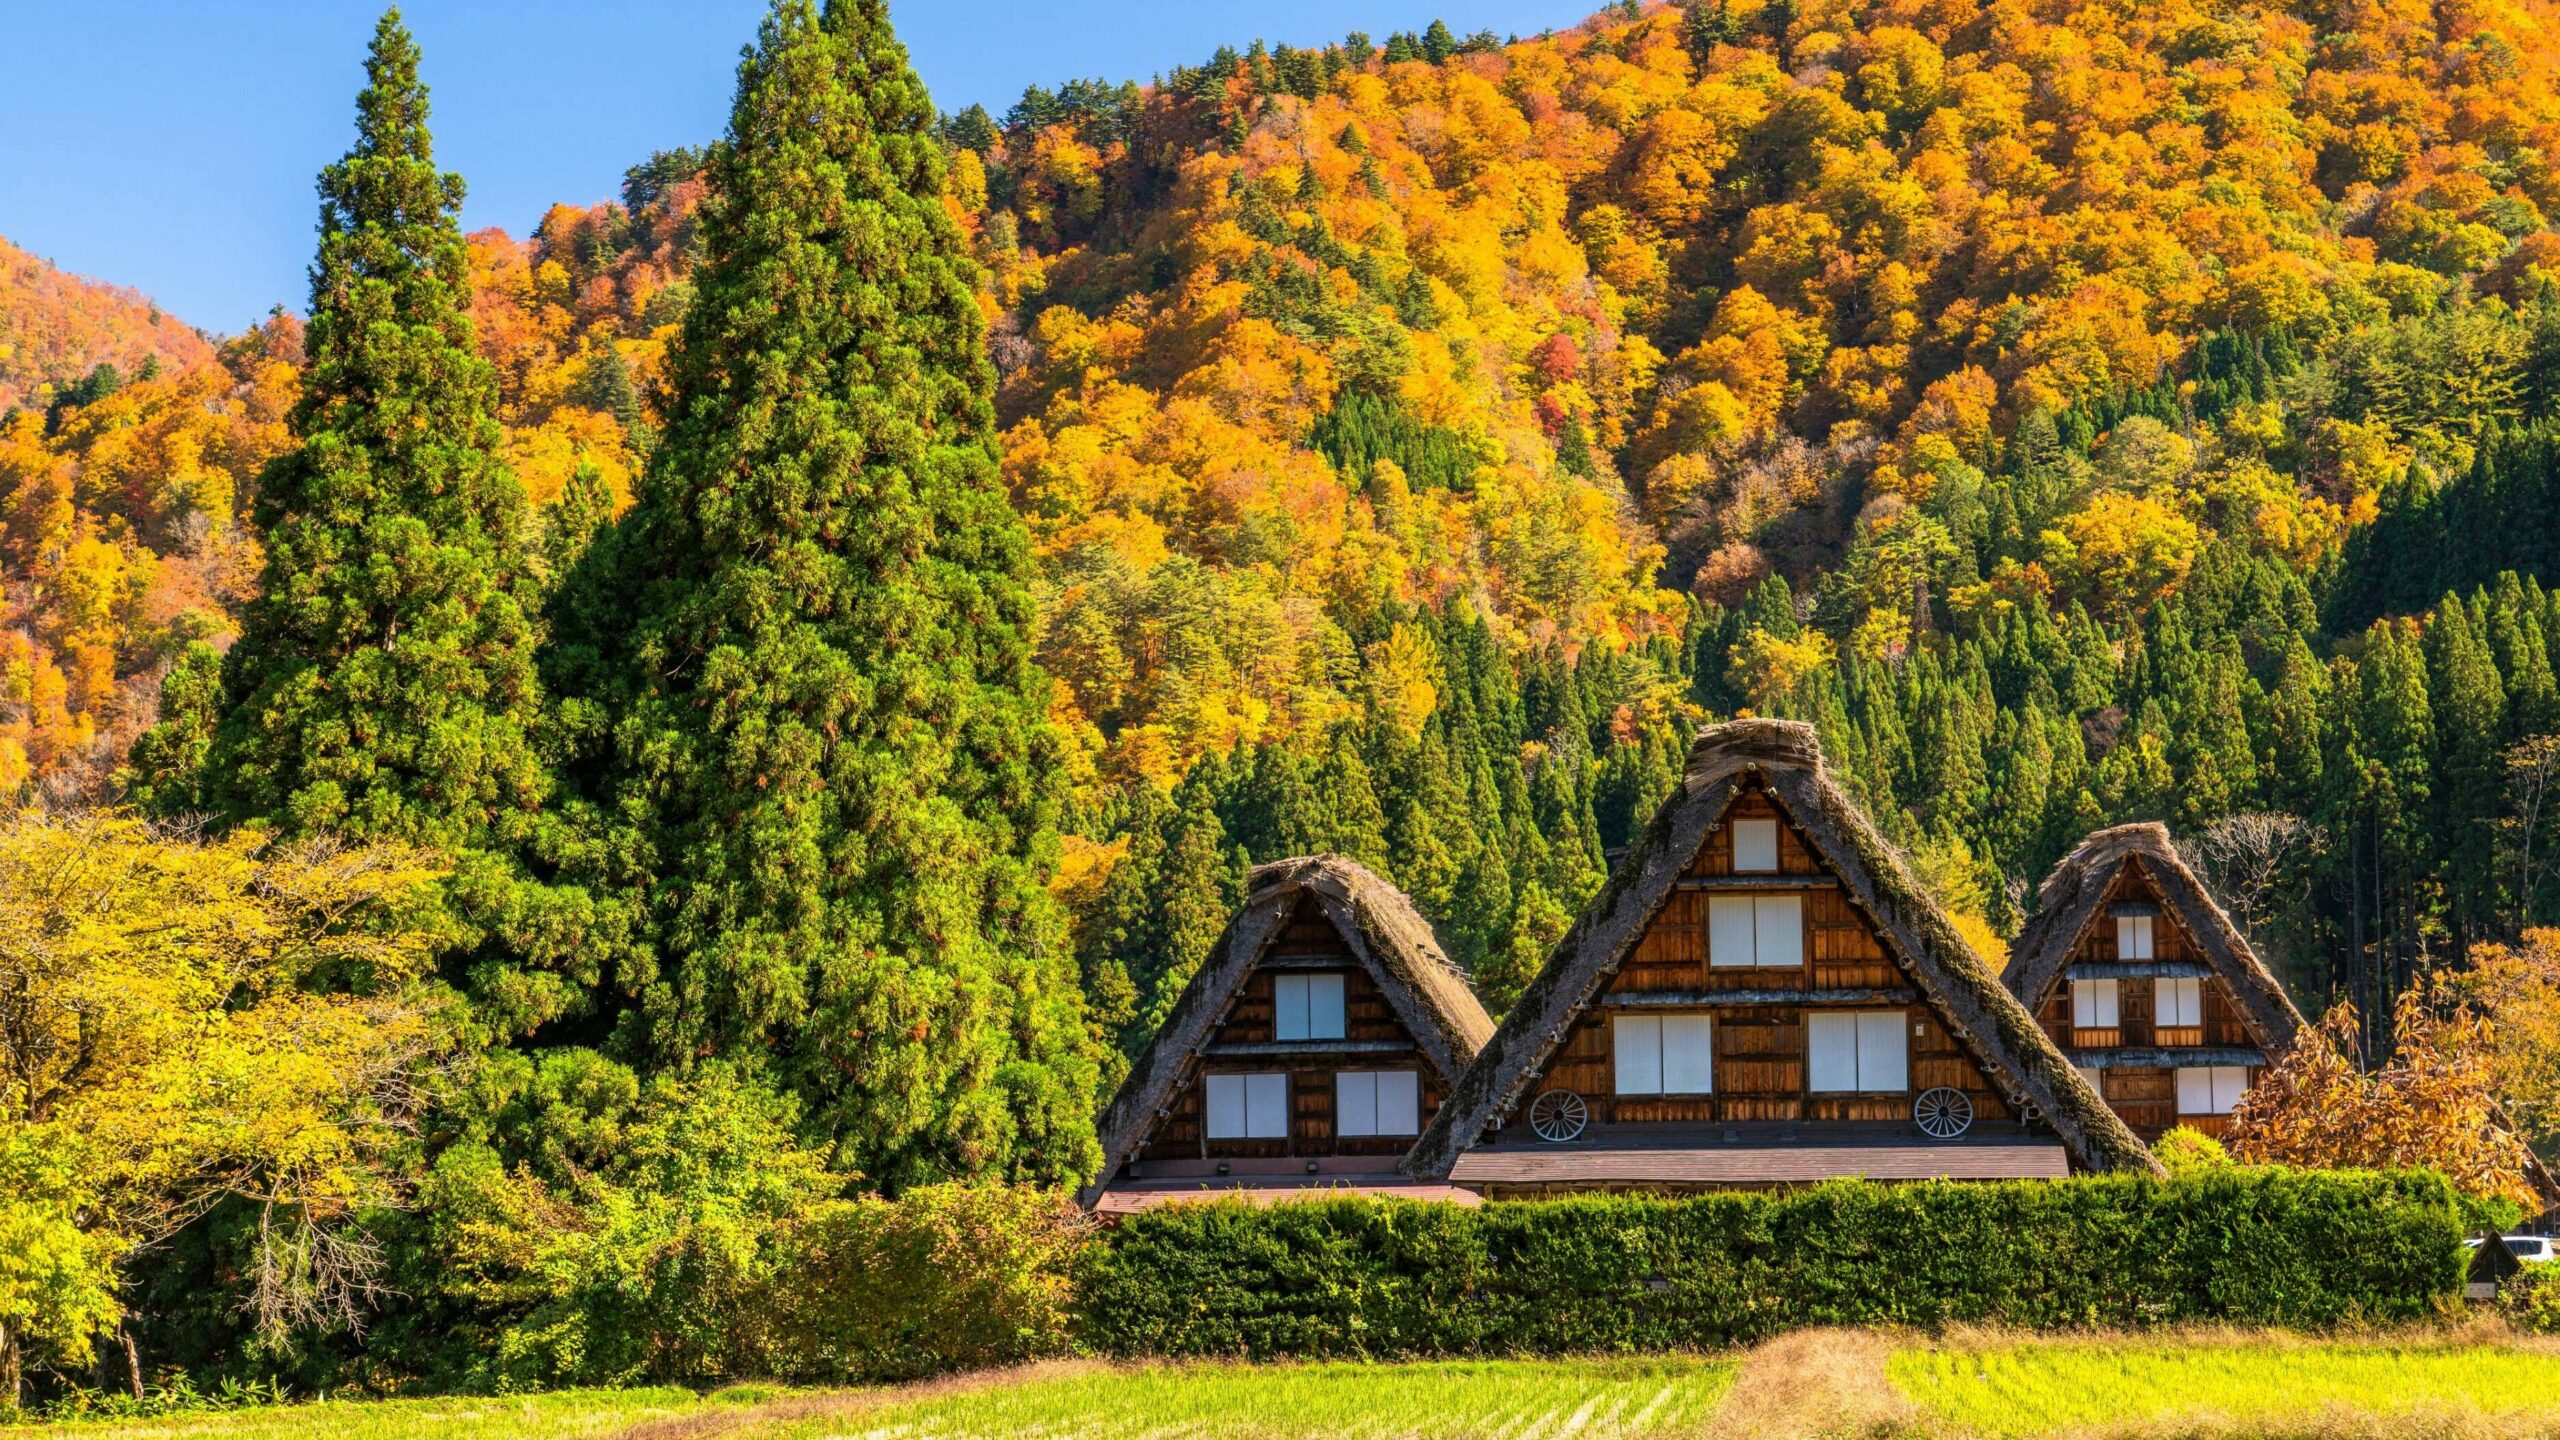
[{"left": 1075, "top": 1170, "right": 2465, "bottom": 1357}]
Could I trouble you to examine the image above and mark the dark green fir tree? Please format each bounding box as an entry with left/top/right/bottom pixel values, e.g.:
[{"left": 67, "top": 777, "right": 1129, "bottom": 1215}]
[{"left": 563, "top": 0, "right": 1097, "bottom": 1188}]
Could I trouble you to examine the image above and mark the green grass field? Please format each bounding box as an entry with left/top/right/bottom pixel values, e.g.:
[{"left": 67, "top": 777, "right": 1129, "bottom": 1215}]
[
  {"left": 824, "top": 1358, "right": 1733, "bottom": 1439},
  {"left": 15, "top": 1335, "right": 2560, "bottom": 1439},
  {"left": 10, "top": 1388, "right": 713, "bottom": 1440},
  {"left": 1891, "top": 1335, "right": 2560, "bottom": 1438}
]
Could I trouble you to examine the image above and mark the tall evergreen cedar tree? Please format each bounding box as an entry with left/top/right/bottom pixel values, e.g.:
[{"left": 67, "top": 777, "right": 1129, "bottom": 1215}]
[
  {"left": 128, "top": 12, "right": 577, "bottom": 1031},
  {"left": 555, "top": 0, "right": 1098, "bottom": 1188}
]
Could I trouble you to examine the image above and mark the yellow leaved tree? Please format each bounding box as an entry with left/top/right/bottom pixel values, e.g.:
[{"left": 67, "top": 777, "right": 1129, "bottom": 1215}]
[
  {"left": 2228, "top": 987, "right": 2541, "bottom": 1207},
  {"left": 0, "top": 812, "right": 446, "bottom": 1400}
]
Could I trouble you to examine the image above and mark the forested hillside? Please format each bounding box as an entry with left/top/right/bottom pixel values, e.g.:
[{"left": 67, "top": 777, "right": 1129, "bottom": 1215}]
[
  {"left": 0, "top": 236, "right": 216, "bottom": 413},
  {"left": 12, "top": 0, "right": 2560, "bottom": 1408},
  {"left": 13, "top": 0, "right": 2560, "bottom": 1046}
]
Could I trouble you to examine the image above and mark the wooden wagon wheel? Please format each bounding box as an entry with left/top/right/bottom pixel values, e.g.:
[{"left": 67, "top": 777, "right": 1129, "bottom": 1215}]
[
  {"left": 1529, "top": 1089, "right": 1590, "bottom": 1143},
  {"left": 1913, "top": 1086, "right": 1975, "bottom": 1140}
]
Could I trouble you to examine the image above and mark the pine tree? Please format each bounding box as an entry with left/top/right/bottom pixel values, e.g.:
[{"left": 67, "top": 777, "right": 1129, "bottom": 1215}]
[
  {"left": 571, "top": 0, "right": 1095, "bottom": 1187},
  {"left": 140, "top": 12, "right": 548, "bottom": 859}
]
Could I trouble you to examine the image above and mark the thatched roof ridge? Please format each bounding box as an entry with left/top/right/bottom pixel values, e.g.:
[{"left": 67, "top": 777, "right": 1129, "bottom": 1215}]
[
  {"left": 1406, "top": 719, "right": 2159, "bottom": 1180},
  {"left": 1083, "top": 855, "right": 1494, "bottom": 1201},
  {"left": 2003, "top": 822, "right": 2305, "bottom": 1048}
]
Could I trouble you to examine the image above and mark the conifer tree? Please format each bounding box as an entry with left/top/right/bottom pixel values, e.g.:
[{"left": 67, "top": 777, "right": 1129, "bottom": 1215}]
[
  {"left": 138, "top": 11, "right": 548, "bottom": 859},
  {"left": 571, "top": 0, "right": 1094, "bottom": 1187}
]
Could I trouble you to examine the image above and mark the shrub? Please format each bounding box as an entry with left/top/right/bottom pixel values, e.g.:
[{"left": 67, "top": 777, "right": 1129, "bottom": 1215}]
[
  {"left": 1075, "top": 1170, "right": 2465, "bottom": 1359},
  {"left": 779, "top": 1184, "right": 1092, "bottom": 1382},
  {"left": 2152, "top": 1126, "right": 2232, "bottom": 1177},
  {"left": 2502, "top": 1265, "right": 2560, "bottom": 1334}
]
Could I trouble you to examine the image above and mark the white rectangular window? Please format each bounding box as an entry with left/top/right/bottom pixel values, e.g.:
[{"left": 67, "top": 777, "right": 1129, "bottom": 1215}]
[
  {"left": 1662, "top": 1014, "right": 1715, "bottom": 1093},
  {"left": 1753, "top": 895, "right": 1802, "bottom": 967},
  {"left": 2177, "top": 1065, "right": 2250, "bottom": 1115},
  {"left": 2117, "top": 915, "right": 2155, "bottom": 960},
  {"left": 2072, "top": 979, "right": 2121, "bottom": 1028},
  {"left": 1732, "top": 817, "right": 1780, "bottom": 872},
  {"left": 1614, "top": 1014, "right": 1662, "bottom": 1094},
  {"left": 1205, "top": 1072, "right": 1291, "bottom": 1138},
  {"left": 1708, "top": 896, "right": 1757, "bottom": 968},
  {"left": 2156, "top": 977, "right": 2202, "bottom": 1028},
  {"left": 1856, "top": 1012, "right": 1908, "bottom": 1091},
  {"left": 1614, "top": 1013, "right": 1713, "bottom": 1094},
  {"left": 1709, "top": 894, "right": 1804, "bottom": 968},
  {"left": 1807, "top": 1011, "right": 1909, "bottom": 1092},
  {"left": 2075, "top": 1064, "right": 2108, "bottom": 1098},
  {"left": 1274, "top": 973, "right": 1347, "bottom": 1041},
  {"left": 1335, "top": 1070, "right": 1420, "bottom": 1136}
]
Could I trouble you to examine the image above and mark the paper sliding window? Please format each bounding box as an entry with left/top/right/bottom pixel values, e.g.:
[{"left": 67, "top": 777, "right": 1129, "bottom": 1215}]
[
  {"left": 1273, "top": 973, "right": 1347, "bottom": 1041},
  {"left": 1335, "top": 1070, "right": 1421, "bottom": 1136},
  {"left": 1204, "top": 1072, "right": 1290, "bottom": 1138},
  {"left": 2072, "top": 978, "right": 2121, "bottom": 1028},
  {"left": 1612, "top": 1013, "right": 1715, "bottom": 1095},
  {"left": 2176, "top": 1065, "right": 2250, "bottom": 1116},
  {"left": 2155, "top": 977, "right": 2202, "bottom": 1027},
  {"left": 2116, "top": 914, "right": 2156, "bottom": 959},
  {"left": 1730, "top": 817, "right": 1780, "bottom": 872},
  {"left": 1707, "top": 893, "right": 1804, "bottom": 968},
  {"left": 1806, "top": 1011, "right": 1909, "bottom": 1093}
]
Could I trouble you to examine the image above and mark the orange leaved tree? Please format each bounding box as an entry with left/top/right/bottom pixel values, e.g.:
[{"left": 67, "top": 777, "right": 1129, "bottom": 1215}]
[{"left": 2229, "top": 987, "right": 2540, "bottom": 1207}]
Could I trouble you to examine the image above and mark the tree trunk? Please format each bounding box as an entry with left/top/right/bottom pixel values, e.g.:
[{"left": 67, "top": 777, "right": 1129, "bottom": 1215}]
[
  {"left": 3, "top": 1319, "right": 21, "bottom": 1416},
  {"left": 122, "top": 1327, "right": 143, "bottom": 1401}
]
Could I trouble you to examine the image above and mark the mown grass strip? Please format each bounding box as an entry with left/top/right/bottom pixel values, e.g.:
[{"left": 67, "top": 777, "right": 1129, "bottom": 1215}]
[{"left": 1890, "top": 1336, "right": 2560, "bottom": 1438}]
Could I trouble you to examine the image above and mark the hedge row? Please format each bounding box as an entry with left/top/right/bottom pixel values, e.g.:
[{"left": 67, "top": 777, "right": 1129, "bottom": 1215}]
[{"left": 1074, "top": 1170, "right": 2466, "bottom": 1357}]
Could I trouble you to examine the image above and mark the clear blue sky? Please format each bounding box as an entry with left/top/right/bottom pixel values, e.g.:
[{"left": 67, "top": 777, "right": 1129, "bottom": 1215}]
[{"left": 0, "top": 0, "right": 1595, "bottom": 336}]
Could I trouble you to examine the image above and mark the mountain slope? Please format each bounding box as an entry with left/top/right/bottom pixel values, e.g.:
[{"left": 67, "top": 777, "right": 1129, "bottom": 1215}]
[{"left": 0, "top": 235, "right": 216, "bottom": 411}]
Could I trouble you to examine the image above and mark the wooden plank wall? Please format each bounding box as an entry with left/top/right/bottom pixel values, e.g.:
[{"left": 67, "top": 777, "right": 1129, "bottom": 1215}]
[
  {"left": 1137, "top": 895, "right": 1449, "bottom": 1162},
  {"left": 1525, "top": 783, "right": 2013, "bottom": 1128}
]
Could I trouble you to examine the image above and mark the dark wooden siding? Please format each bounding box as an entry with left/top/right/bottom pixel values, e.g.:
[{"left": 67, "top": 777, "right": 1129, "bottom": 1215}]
[{"left": 1136, "top": 894, "right": 1452, "bottom": 1163}]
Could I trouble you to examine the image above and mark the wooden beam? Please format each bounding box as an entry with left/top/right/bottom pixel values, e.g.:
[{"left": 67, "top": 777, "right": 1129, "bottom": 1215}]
[
  {"left": 1601, "top": 987, "right": 1918, "bottom": 1007},
  {"left": 1200, "top": 1039, "right": 1417, "bottom": 1058},
  {"left": 1674, "top": 875, "right": 1842, "bottom": 891},
  {"left": 1259, "top": 952, "right": 1356, "bottom": 969},
  {"left": 2065, "top": 960, "right": 2212, "bottom": 980},
  {"left": 2067, "top": 1045, "right": 2266, "bottom": 1069}
]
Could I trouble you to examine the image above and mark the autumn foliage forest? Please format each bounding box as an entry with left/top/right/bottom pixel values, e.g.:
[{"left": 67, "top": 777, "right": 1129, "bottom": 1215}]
[{"left": 10, "top": 0, "right": 2560, "bottom": 1405}]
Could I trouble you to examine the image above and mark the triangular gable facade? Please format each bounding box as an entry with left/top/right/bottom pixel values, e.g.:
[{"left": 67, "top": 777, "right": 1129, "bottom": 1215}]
[
  {"left": 2009, "top": 824, "right": 2559, "bottom": 1206},
  {"left": 2002, "top": 824, "right": 2303, "bottom": 1140},
  {"left": 1083, "top": 855, "right": 1496, "bottom": 1215},
  {"left": 1407, "top": 720, "right": 2155, "bottom": 1192}
]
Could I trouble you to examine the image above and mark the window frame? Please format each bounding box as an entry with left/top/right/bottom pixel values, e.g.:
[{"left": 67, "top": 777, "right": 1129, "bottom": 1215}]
[
  {"left": 1335, "top": 1069, "right": 1421, "bottom": 1137},
  {"left": 1612, "top": 1012, "right": 1715, "bottom": 1096},
  {"left": 1273, "top": 972, "right": 1348, "bottom": 1042},
  {"left": 1731, "top": 816, "right": 1781, "bottom": 873},
  {"left": 1707, "top": 892, "right": 1805, "bottom": 969},
  {"left": 2116, "top": 914, "right": 2156, "bottom": 960},
  {"left": 1805, "top": 1010, "right": 1911, "bottom": 1093},
  {"left": 1204, "top": 1071, "right": 1291, "bottom": 1139},
  {"left": 2072, "top": 977, "right": 2122, "bottom": 1028},
  {"left": 2155, "top": 976, "right": 2203, "bottom": 1028},
  {"left": 2176, "top": 1064, "right": 2250, "bottom": 1116}
]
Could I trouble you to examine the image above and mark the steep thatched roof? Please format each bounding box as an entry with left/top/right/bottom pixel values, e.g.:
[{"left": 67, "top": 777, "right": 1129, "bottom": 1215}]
[
  {"left": 1083, "top": 855, "right": 1495, "bottom": 1199},
  {"left": 1406, "top": 719, "right": 2159, "bottom": 1180},
  {"left": 2003, "top": 822, "right": 2305, "bottom": 1049}
]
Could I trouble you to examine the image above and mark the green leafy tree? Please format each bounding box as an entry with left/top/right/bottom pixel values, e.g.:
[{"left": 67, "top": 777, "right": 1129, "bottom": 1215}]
[{"left": 569, "top": 0, "right": 1096, "bottom": 1188}]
